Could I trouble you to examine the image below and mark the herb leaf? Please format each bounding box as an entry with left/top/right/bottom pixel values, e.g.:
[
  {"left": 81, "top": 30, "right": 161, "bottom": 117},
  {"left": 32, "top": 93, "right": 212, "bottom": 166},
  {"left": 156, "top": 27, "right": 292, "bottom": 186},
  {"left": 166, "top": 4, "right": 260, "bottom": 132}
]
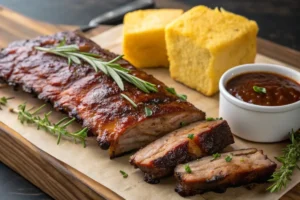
[
  {"left": 166, "top": 87, "right": 187, "bottom": 101},
  {"left": 121, "top": 94, "right": 137, "bottom": 108},
  {"left": 225, "top": 155, "right": 232, "bottom": 162},
  {"left": 144, "top": 107, "right": 153, "bottom": 117},
  {"left": 206, "top": 117, "right": 223, "bottom": 121},
  {"left": 211, "top": 153, "right": 221, "bottom": 161},
  {"left": 185, "top": 164, "right": 192, "bottom": 173},
  {"left": 180, "top": 122, "right": 186, "bottom": 127},
  {"left": 12, "top": 103, "right": 88, "bottom": 147},
  {"left": 267, "top": 129, "right": 300, "bottom": 193},
  {"left": 253, "top": 86, "right": 267, "bottom": 94},
  {"left": 187, "top": 134, "right": 194, "bottom": 139},
  {"left": 120, "top": 170, "right": 128, "bottom": 178},
  {"left": 0, "top": 96, "right": 14, "bottom": 110},
  {"left": 35, "top": 44, "right": 157, "bottom": 93}
]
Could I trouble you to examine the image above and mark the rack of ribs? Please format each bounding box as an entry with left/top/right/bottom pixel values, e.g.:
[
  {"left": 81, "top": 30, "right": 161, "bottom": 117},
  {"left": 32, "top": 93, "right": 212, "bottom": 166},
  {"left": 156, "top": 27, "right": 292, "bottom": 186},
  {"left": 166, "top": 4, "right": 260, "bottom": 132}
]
[
  {"left": 174, "top": 148, "right": 277, "bottom": 196},
  {"left": 0, "top": 32, "right": 205, "bottom": 158},
  {"left": 130, "top": 120, "right": 234, "bottom": 183}
]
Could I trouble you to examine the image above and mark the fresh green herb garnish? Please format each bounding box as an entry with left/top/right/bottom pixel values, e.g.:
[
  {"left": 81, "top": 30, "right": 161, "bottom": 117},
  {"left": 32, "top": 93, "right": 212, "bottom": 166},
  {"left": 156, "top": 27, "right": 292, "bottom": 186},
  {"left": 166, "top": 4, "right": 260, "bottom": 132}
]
[
  {"left": 120, "top": 170, "right": 128, "bottom": 178},
  {"left": 206, "top": 117, "right": 223, "bottom": 121},
  {"left": 121, "top": 94, "right": 137, "bottom": 108},
  {"left": 0, "top": 96, "right": 14, "bottom": 110},
  {"left": 253, "top": 86, "right": 266, "bottom": 94},
  {"left": 267, "top": 129, "right": 300, "bottom": 193},
  {"left": 166, "top": 87, "right": 187, "bottom": 101},
  {"left": 144, "top": 107, "right": 153, "bottom": 117},
  {"left": 180, "top": 122, "right": 186, "bottom": 127},
  {"left": 11, "top": 103, "right": 88, "bottom": 147},
  {"left": 225, "top": 155, "right": 232, "bottom": 162},
  {"left": 35, "top": 44, "right": 157, "bottom": 93},
  {"left": 185, "top": 164, "right": 192, "bottom": 173},
  {"left": 187, "top": 134, "right": 194, "bottom": 139},
  {"left": 211, "top": 153, "right": 221, "bottom": 161}
]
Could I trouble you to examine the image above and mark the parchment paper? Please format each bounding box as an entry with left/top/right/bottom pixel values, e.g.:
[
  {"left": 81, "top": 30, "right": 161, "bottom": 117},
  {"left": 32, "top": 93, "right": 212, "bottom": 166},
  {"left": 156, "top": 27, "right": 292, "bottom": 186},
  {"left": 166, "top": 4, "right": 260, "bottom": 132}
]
[{"left": 0, "top": 26, "right": 299, "bottom": 199}]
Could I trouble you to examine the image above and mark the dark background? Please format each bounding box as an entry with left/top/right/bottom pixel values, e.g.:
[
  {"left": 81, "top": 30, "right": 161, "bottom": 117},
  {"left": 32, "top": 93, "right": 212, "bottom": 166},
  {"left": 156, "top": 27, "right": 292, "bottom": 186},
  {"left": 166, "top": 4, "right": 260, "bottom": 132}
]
[
  {"left": 0, "top": 0, "right": 299, "bottom": 50},
  {"left": 0, "top": 0, "right": 299, "bottom": 199}
]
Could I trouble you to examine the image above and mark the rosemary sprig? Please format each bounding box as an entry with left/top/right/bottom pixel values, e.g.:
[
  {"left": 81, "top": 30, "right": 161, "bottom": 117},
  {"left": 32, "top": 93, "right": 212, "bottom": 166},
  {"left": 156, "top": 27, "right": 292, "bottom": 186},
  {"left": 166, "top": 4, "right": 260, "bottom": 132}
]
[
  {"left": 0, "top": 96, "right": 14, "bottom": 110},
  {"left": 267, "top": 129, "right": 300, "bottom": 193},
  {"left": 166, "top": 87, "right": 187, "bottom": 101},
  {"left": 121, "top": 93, "right": 137, "bottom": 108},
  {"left": 206, "top": 117, "right": 223, "bottom": 121},
  {"left": 11, "top": 103, "right": 88, "bottom": 147},
  {"left": 35, "top": 44, "right": 157, "bottom": 93}
]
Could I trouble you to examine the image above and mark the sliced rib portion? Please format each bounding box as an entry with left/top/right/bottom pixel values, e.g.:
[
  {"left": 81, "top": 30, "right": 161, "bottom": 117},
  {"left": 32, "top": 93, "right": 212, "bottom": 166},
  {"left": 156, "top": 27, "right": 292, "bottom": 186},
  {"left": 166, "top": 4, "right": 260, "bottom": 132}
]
[
  {"left": 174, "top": 148, "right": 277, "bottom": 196},
  {"left": 0, "top": 32, "right": 205, "bottom": 158},
  {"left": 130, "top": 120, "right": 234, "bottom": 183}
]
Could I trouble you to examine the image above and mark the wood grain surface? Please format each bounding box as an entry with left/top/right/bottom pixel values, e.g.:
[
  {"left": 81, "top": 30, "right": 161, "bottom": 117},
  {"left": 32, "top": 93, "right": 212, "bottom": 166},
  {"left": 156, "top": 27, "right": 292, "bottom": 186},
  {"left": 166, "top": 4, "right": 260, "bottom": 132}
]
[
  {"left": 0, "top": 6, "right": 299, "bottom": 200},
  {"left": 0, "top": 122, "right": 124, "bottom": 200}
]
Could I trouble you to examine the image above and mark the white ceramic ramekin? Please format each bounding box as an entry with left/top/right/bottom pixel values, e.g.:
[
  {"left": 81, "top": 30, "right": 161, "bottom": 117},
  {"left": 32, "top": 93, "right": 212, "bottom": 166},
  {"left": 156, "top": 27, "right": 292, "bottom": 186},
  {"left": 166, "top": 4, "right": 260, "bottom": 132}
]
[{"left": 219, "top": 63, "right": 300, "bottom": 142}]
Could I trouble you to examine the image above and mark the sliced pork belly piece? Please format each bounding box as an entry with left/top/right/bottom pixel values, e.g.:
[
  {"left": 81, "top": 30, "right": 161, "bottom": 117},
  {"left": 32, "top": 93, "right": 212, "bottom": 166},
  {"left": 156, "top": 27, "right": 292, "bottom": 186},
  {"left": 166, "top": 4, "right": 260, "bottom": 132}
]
[
  {"left": 174, "top": 148, "right": 277, "bottom": 196},
  {"left": 0, "top": 32, "right": 205, "bottom": 158},
  {"left": 130, "top": 120, "right": 234, "bottom": 183}
]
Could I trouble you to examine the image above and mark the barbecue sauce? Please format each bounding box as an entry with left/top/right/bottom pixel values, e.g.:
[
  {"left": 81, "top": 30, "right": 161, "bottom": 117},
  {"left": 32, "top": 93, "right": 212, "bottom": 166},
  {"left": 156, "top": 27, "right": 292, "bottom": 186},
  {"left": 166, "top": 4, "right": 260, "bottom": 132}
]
[{"left": 226, "top": 72, "right": 300, "bottom": 106}]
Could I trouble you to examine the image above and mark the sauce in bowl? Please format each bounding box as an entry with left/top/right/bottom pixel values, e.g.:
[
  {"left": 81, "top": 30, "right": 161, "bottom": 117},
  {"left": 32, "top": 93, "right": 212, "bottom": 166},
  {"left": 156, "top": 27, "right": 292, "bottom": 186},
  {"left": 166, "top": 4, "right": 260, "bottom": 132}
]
[{"left": 226, "top": 72, "right": 300, "bottom": 106}]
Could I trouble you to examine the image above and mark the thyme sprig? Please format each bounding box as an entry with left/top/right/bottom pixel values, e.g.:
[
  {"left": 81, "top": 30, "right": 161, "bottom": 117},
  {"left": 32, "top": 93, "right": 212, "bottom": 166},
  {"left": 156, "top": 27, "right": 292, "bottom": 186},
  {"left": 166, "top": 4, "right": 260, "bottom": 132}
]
[
  {"left": 267, "top": 129, "right": 300, "bottom": 193},
  {"left": 11, "top": 103, "right": 88, "bottom": 147},
  {"left": 120, "top": 170, "right": 128, "bottom": 178},
  {"left": 35, "top": 44, "right": 157, "bottom": 93},
  {"left": 0, "top": 96, "right": 14, "bottom": 110}
]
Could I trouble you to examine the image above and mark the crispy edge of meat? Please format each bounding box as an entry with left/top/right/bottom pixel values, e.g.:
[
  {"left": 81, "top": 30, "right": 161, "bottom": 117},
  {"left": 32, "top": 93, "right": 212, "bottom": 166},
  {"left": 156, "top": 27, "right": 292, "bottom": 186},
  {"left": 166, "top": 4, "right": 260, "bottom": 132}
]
[
  {"left": 174, "top": 148, "right": 277, "bottom": 196},
  {"left": 130, "top": 120, "right": 234, "bottom": 183},
  {"left": 108, "top": 111, "right": 205, "bottom": 158}
]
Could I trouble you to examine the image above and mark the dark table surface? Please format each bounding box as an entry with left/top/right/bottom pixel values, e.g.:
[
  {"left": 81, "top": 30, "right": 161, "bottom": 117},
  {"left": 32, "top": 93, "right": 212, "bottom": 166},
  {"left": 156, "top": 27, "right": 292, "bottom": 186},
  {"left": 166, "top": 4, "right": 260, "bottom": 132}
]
[{"left": 0, "top": 0, "right": 299, "bottom": 199}]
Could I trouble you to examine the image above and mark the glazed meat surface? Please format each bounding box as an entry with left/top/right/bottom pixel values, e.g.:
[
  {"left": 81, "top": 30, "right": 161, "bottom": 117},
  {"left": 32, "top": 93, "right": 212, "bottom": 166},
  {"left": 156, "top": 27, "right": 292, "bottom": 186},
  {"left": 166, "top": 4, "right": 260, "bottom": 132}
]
[
  {"left": 174, "top": 148, "right": 277, "bottom": 196},
  {"left": 0, "top": 32, "right": 205, "bottom": 158},
  {"left": 130, "top": 120, "right": 234, "bottom": 183}
]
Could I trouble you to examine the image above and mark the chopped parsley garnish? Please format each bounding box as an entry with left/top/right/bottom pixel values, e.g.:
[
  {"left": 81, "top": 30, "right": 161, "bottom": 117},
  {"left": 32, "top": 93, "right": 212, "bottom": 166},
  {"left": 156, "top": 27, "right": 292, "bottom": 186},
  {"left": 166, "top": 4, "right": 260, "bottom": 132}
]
[
  {"left": 120, "top": 170, "right": 128, "bottom": 178},
  {"left": 180, "top": 122, "right": 186, "bottom": 127},
  {"left": 225, "top": 155, "right": 232, "bottom": 162},
  {"left": 144, "top": 107, "right": 153, "bottom": 117},
  {"left": 211, "top": 153, "right": 221, "bottom": 161},
  {"left": 185, "top": 164, "right": 192, "bottom": 173},
  {"left": 187, "top": 134, "right": 194, "bottom": 139},
  {"left": 253, "top": 86, "right": 266, "bottom": 94}
]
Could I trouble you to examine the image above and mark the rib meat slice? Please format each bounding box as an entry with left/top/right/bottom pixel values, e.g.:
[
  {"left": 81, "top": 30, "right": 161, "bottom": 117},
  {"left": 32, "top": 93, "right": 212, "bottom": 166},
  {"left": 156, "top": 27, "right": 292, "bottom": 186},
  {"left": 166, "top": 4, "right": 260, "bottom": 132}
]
[
  {"left": 0, "top": 32, "right": 205, "bottom": 158},
  {"left": 130, "top": 120, "right": 234, "bottom": 183},
  {"left": 174, "top": 148, "right": 277, "bottom": 196}
]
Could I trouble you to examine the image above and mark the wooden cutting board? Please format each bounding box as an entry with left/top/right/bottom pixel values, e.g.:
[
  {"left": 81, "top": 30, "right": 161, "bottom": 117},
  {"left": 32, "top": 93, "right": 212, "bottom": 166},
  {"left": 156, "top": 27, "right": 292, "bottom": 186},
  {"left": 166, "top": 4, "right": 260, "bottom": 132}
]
[{"left": 0, "top": 6, "right": 300, "bottom": 200}]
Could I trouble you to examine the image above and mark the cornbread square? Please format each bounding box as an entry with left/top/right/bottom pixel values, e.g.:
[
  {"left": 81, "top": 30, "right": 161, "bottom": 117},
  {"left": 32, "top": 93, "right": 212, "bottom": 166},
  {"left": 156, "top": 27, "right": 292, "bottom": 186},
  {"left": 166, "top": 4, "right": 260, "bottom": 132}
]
[
  {"left": 123, "top": 9, "right": 183, "bottom": 68},
  {"left": 165, "top": 6, "right": 259, "bottom": 96}
]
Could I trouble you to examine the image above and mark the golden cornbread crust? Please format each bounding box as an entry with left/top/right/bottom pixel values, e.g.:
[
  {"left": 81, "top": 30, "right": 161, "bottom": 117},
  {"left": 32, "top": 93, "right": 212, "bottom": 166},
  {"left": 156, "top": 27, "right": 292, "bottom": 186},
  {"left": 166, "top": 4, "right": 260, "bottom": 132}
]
[
  {"left": 165, "top": 6, "right": 259, "bottom": 96},
  {"left": 123, "top": 9, "right": 183, "bottom": 68}
]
